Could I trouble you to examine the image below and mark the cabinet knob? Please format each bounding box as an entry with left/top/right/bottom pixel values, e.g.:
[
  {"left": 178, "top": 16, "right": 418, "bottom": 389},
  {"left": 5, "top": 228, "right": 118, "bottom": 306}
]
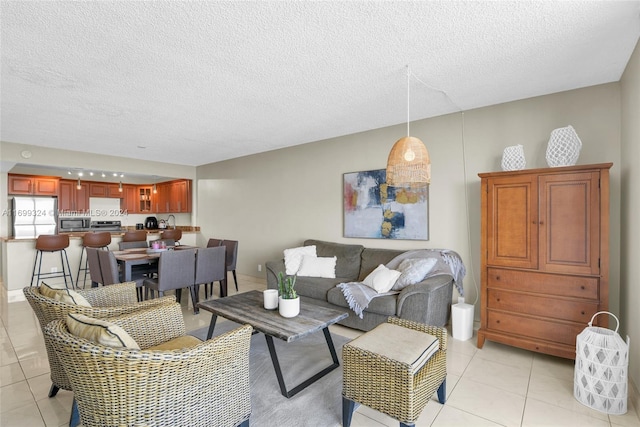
[
  {"left": 539, "top": 221, "right": 544, "bottom": 225},
  {"left": 581, "top": 311, "right": 586, "bottom": 315},
  {"left": 496, "top": 276, "right": 500, "bottom": 280},
  {"left": 496, "top": 320, "right": 500, "bottom": 324},
  {"left": 496, "top": 298, "right": 501, "bottom": 302},
  {"left": 581, "top": 286, "right": 585, "bottom": 290}
]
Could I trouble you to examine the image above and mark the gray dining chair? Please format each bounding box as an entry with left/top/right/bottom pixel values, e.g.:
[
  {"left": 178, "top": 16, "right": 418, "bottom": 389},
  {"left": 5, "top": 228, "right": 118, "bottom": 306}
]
[
  {"left": 222, "top": 240, "right": 239, "bottom": 292},
  {"left": 98, "top": 250, "right": 146, "bottom": 301},
  {"left": 118, "top": 240, "right": 148, "bottom": 250},
  {"left": 143, "top": 249, "right": 197, "bottom": 313},
  {"left": 85, "top": 247, "right": 103, "bottom": 287},
  {"left": 195, "top": 246, "right": 227, "bottom": 302}
]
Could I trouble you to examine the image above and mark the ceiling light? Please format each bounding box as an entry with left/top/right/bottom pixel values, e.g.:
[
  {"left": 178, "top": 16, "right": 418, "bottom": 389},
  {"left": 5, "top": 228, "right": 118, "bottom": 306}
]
[
  {"left": 120, "top": 173, "right": 124, "bottom": 178},
  {"left": 386, "top": 66, "right": 431, "bottom": 186},
  {"left": 89, "top": 172, "right": 94, "bottom": 176},
  {"left": 101, "top": 172, "right": 106, "bottom": 177},
  {"left": 78, "top": 171, "right": 83, "bottom": 177},
  {"left": 67, "top": 171, "right": 71, "bottom": 175}
]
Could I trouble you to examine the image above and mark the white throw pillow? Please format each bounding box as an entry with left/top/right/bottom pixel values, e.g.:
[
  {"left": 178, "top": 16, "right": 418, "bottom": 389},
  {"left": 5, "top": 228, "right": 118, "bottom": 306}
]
[
  {"left": 284, "top": 245, "right": 317, "bottom": 275},
  {"left": 297, "top": 255, "right": 337, "bottom": 278},
  {"left": 66, "top": 313, "right": 140, "bottom": 349},
  {"left": 363, "top": 264, "right": 402, "bottom": 293},
  {"left": 393, "top": 258, "right": 438, "bottom": 290}
]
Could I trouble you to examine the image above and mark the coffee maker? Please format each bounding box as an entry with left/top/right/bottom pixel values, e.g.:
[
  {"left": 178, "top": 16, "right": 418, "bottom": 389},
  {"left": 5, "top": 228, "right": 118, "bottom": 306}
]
[{"left": 144, "top": 216, "right": 158, "bottom": 229}]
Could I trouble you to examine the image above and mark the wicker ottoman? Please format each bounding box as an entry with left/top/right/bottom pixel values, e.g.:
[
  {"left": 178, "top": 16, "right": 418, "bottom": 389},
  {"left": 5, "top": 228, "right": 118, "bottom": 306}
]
[{"left": 342, "top": 317, "right": 447, "bottom": 427}]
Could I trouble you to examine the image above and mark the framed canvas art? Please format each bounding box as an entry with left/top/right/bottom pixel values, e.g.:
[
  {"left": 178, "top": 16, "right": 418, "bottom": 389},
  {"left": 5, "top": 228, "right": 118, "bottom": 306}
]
[{"left": 343, "top": 169, "right": 429, "bottom": 240}]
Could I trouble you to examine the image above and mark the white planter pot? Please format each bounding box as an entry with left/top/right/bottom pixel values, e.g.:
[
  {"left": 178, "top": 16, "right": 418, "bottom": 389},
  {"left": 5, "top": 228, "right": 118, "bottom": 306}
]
[{"left": 278, "top": 296, "right": 300, "bottom": 318}]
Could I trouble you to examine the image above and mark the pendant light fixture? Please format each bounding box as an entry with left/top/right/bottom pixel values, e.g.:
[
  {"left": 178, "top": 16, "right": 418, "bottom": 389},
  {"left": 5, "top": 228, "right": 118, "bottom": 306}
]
[
  {"left": 76, "top": 178, "right": 82, "bottom": 190},
  {"left": 118, "top": 181, "right": 123, "bottom": 192},
  {"left": 386, "top": 66, "right": 431, "bottom": 186},
  {"left": 153, "top": 183, "right": 157, "bottom": 194}
]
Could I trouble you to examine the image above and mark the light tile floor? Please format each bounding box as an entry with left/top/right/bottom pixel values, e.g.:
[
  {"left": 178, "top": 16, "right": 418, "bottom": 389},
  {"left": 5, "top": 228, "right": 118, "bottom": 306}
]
[{"left": 1, "top": 275, "right": 639, "bottom": 427}]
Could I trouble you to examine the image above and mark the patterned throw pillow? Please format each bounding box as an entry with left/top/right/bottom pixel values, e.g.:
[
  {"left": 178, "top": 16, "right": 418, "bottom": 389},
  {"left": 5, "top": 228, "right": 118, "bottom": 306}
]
[
  {"left": 39, "top": 282, "right": 91, "bottom": 306},
  {"left": 392, "top": 258, "right": 438, "bottom": 291},
  {"left": 284, "top": 245, "right": 317, "bottom": 275},
  {"left": 66, "top": 313, "right": 140, "bottom": 349}
]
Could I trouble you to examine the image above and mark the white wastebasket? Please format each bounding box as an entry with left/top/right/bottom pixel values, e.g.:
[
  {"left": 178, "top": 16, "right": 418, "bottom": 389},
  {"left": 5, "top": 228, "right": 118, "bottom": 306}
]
[{"left": 452, "top": 298, "right": 474, "bottom": 341}]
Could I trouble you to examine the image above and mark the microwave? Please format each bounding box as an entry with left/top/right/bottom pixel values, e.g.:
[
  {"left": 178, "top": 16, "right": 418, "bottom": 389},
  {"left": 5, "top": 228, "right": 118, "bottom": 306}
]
[{"left": 59, "top": 216, "right": 91, "bottom": 232}]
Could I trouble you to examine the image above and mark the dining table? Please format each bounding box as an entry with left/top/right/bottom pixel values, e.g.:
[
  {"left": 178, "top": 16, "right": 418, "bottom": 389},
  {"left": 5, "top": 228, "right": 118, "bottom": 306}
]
[{"left": 112, "top": 246, "right": 198, "bottom": 282}]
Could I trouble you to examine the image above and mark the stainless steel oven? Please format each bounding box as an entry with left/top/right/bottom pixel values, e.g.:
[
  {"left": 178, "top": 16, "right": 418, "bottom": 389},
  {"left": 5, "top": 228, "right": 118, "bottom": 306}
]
[{"left": 59, "top": 216, "right": 91, "bottom": 232}]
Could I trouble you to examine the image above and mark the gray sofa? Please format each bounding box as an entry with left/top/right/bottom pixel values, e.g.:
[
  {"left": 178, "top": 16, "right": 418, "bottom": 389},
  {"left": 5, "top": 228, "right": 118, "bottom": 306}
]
[{"left": 265, "top": 239, "right": 455, "bottom": 331}]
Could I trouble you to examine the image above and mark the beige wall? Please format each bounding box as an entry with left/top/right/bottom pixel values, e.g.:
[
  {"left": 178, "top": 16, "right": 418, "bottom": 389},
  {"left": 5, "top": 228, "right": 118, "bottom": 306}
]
[
  {"left": 620, "top": 39, "right": 640, "bottom": 403},
  {"left": 197, "top": 82, "right": 622, "bottom": 318}
]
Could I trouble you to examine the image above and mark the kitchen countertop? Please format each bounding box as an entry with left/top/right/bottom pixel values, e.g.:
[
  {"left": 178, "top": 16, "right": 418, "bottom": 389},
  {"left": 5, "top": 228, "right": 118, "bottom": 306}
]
[{"left": 1, "top": 226, "right": 200, "bottom": 242}]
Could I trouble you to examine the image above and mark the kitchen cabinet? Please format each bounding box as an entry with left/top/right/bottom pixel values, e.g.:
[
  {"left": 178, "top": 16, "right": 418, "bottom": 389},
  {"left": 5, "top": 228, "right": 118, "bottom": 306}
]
[
  {"left": 154, "top": 180, "right": 191, "bottom": 213},
  {"left": 59, "top": 179, "right": 88, "bottom": 212},
  {"left": 89, "top": 183, "right": 123, "bottom": 198},
  {"left": 120, "top": 185, "right": 137, "bottom": 213},
  {"left": 477, "top": 163, "right": 611, "bottom": 359},
  {"left": 138, "top": 186, "right": 153, "bottom": 213},
  {"left": 8, "top": 174, "right": 59, "bottom": 196}
]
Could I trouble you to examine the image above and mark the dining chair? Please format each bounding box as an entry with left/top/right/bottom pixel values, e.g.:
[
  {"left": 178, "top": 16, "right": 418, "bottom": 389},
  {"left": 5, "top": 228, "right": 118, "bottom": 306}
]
[
  {"left": 85, "top": 247, "right": 103, "bottom": 287},
  {"left": 222, "top": 240, "right": 239, "bottom": 291},
  {"left": 143, "top": 249, "right": 197, "bottom": 313},
  {"left": 195, "top": 246, "right": 227, "bottom": 303},
  {"left": 207, "top": 238, "right": 223, "bottom": 248},
  {"left": 118, "top": 240, "right": 148, "bottom": 250},
  {"left": 76, "top": 232, "right": 111, "bottom": 288},
  {"left": 98, "top": 250, "right": 147, "bottom": 301}
]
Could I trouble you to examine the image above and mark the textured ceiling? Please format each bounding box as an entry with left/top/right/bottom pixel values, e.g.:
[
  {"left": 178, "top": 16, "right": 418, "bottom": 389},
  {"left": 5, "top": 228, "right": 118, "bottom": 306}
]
[{"left": 1, "top": 1, "right": 639, "bottom": 167}]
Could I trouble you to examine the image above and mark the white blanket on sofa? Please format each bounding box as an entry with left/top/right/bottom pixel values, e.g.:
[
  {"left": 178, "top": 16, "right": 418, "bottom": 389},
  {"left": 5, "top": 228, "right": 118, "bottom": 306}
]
[{"left": 338, "top": 249, "right": 466, "bottom": 319}]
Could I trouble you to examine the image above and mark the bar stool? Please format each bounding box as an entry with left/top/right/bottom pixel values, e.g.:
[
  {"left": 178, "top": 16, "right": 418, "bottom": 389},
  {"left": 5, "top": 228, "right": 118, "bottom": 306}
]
[
  {"left": 31, "top": 234, "right": 74, "bottom": 288},
  {"left": 122, "top": 230, "right": 148, "bottom": 242},
  {"left": 76, "top": 232, "right": 112, "bottom": 288},
  {"left": 160, "top": 229, "right": 182, "bottom": 245}
]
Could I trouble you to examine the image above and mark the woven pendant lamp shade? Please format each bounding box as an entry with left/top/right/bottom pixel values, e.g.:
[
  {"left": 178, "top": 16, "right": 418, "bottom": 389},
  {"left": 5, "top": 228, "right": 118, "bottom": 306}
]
[{"left": 386, "top": 136, "right": 431, "bottom": 186}]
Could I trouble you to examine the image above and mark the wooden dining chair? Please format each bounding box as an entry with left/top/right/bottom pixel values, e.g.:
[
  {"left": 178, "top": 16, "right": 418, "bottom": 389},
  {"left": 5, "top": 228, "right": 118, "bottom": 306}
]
[
  {"left": 143, "top": 249, "right": 197, "bottom": 313},
  {"left": 195, "top": 246, "right": 227, "bottom": 302}
]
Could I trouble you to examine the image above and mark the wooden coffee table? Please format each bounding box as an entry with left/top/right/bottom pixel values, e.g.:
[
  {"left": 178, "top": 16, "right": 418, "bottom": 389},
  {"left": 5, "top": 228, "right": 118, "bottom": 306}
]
[{"left": 197, "top": 290, "right": 348, "bottom": 398}]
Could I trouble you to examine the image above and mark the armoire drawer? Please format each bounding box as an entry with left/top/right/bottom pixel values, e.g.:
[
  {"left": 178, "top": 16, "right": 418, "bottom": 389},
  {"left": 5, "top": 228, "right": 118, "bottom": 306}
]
[
  {"left": 487, "top": 289, "right": 599, "bottom": 323},
  {"left": 487, "top": 268, "right": 598, "bottom": 299},
  {"left": 486, "top": 310, "right": 584, "bottom": 346}
]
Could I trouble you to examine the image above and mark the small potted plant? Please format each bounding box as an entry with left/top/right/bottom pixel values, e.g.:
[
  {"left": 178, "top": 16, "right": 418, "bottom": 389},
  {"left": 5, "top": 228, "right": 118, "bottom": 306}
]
[{"left": 277, "top": 271, "right": 299, "bottom": 318}]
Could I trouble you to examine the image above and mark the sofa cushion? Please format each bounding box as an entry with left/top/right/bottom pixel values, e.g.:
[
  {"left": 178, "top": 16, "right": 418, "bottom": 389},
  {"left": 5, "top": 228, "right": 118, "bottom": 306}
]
[
  {"left": 284, "top": 245, "right": 317, "bottom": 275},
  {"left": 66, "top": 313, "right": 140, "bottom": 349},
  {"left": 304, "top": 239, "right": 364, "bottom": 281},
  {"left": 295, "top": 277, "right": 345, "bottom": 301},
  {"left": 327, "top": 287, "right": 397, "bottom": 316},
  {"left": 297, "top": 255, "right": 337, "bottom": 278},
  {"left": 40, "top": 282, "right": 91, "bottom": 307},
  {"left": 358, "top": 248, "right": 405, "bottom": 281}
]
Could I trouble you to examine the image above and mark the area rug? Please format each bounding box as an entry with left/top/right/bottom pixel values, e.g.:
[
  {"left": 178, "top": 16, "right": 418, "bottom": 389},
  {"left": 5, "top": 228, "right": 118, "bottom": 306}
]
[{"left": 189, "top": 319, "right": 352, "bottom": 427}]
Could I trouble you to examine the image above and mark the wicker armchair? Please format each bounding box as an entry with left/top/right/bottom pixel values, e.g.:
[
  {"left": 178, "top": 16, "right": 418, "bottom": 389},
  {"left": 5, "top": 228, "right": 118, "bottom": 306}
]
[
  {"left": 23, "top": 282, "right": 175, "bottom": 397},
  {"left": 44, "top": 302, "right": 253, "bottom": 427}
]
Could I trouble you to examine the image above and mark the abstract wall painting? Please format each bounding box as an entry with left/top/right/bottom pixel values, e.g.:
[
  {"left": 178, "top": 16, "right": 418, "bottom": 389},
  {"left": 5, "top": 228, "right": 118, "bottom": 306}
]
[{"left": 343, "top": 169, "right": 429, "bottom": 240}]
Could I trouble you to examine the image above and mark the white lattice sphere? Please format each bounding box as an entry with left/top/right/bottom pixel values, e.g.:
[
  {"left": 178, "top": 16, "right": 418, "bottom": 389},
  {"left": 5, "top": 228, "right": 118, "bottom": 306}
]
[
  {"left": 501, "top": 144, "right": 526, "bottom": 171},
  {"left": 546, "top": 125, "right": 582, "bottom": 167}
]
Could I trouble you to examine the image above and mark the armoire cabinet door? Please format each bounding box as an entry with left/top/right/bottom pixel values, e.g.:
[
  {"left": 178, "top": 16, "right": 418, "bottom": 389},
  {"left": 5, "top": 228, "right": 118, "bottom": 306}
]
[
  {"left": 486, "top": 174, "right": 538, "bottom": 269},
  {"left": 538, "top": 171, "right": 600, "bottom": 275}
]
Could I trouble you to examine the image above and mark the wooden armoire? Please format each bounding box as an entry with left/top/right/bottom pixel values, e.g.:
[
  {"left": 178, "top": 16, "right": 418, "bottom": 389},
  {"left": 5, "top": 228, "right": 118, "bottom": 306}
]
[{"left": 477, "top": 163, "right": 612, "bottom": 359}]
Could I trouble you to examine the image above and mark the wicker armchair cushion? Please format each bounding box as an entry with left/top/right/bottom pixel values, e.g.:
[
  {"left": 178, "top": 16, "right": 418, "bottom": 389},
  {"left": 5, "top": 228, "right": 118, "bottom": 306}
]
[
  {"left": 40, "top": 282, "right": 91, "bottom": 306},
  {"left": 66, "top": 313, "right": 140, "bottom": 349},
  {"left": 147, "top": 335, "right": 202, "bottom": 351}
]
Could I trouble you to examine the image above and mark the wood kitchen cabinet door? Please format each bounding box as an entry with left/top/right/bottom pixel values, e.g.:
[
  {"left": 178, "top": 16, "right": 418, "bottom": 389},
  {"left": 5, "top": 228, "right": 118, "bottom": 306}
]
[
  {"left": 59, "top": 179, "right": 88, "bottom": 212},
  {"left": 8, "top": 174, "right": 59, "bottom": 196}
]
